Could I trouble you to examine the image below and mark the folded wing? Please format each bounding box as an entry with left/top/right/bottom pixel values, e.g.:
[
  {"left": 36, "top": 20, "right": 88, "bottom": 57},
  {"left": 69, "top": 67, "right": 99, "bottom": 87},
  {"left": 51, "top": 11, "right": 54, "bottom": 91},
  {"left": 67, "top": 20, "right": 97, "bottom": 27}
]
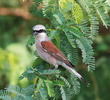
[{"left": 41, "top": 41, "right": 75, "bottom": 68}]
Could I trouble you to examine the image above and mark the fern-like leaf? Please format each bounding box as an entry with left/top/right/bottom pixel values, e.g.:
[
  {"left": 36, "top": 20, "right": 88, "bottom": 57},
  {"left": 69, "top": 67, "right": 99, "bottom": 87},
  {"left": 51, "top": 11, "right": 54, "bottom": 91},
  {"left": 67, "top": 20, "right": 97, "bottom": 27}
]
[
  {"left": 94, "top": 1, "right": 110, "bottom": 28},
  {"left": 56, "top": 75, "right": 71, "bottom": 88},
  {"left": 39, "top": 88, "right": 48, "bottom": 100},
  {"left": 60, "top": 86, "right": 73, "bottom": 100},
  {"left": 60, "top": 35, "right": 78, "bottom": 66},
  {"left": 44, "top": 80, "right": 55, "bottom": 97},
  {"left": 69, "top": 73, "right": 80, "bottom": 95},
  {"left": 0, "top": 90, "right": 12, "bottom": 100},
  {"left": 76, "top": 37, "right": 95, "bottom": 71}
]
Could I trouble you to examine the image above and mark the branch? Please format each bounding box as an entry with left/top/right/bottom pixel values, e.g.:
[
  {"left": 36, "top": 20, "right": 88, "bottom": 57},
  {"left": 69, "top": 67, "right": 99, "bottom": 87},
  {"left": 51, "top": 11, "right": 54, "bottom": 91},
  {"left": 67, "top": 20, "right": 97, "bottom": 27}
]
[{"left": 0, "top": 7, "right": 32, "bottom": 20}]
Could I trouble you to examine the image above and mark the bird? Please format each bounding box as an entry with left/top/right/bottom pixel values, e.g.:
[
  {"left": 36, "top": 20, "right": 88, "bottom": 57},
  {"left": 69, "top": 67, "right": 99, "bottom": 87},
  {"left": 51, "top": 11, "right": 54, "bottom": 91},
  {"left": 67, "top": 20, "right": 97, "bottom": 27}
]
[{"left": 33, "top": 24, "right": 88, "bottom": 86}]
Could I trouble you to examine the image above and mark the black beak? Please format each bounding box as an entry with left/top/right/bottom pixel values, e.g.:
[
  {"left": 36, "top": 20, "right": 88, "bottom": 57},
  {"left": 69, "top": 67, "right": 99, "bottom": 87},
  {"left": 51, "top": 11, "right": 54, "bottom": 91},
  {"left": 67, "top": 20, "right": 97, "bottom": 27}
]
[{"left": 33, "top": 30, "right": 39, "bottom": 35}]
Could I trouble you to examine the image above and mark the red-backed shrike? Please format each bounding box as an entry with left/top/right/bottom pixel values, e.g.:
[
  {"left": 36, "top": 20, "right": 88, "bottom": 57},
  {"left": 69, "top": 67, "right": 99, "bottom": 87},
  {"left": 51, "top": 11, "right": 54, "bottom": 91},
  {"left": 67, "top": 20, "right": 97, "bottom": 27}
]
[{"left": 33, "top": 25, "right": 87, "bottom": 85}]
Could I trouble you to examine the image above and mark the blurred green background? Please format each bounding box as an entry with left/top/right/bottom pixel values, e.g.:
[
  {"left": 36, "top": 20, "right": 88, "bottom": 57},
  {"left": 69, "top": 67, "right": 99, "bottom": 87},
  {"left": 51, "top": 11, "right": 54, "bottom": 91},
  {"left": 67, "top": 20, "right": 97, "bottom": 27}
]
[{"left": 0, "top": 0, "right": 110, "bottom": 100}]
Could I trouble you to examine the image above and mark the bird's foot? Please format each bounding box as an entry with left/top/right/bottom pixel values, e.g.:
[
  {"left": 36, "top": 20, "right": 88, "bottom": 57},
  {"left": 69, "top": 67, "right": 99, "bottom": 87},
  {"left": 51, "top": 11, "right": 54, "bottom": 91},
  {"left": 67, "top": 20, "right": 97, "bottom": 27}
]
[{"left": 54, "top": 65, "right": 58, "bottom": 70}]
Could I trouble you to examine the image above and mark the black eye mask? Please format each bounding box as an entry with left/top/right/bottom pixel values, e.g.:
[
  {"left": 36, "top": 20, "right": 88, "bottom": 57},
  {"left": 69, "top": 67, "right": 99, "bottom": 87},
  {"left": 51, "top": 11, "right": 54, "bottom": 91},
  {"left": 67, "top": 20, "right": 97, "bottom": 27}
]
[{"left": 33, "top": 29, "right": 46, "bottom": 35}]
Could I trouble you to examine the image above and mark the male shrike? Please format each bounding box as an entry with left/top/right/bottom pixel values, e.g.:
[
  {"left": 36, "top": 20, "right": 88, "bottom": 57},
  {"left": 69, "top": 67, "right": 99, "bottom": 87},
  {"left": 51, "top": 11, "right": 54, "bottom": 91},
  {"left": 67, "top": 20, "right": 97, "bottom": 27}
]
[{"left": 33, "top": 24, "right": 87, "bottom": 85}]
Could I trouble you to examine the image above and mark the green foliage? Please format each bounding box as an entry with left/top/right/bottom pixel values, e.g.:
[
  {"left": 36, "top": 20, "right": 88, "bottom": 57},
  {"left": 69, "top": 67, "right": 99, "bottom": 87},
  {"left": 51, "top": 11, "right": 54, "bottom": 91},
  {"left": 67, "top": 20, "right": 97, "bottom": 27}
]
[
  {"left": 59, "top": 0, "right": 83, "bottom": 23},
  {"left": 0, "top": 85, "right": 34, "bottom": 100},
  {"left": 1, "top": 0, "right": 110, "bottom": 100},
  {"left": 17, "top": 57, "right": 81, "bottom": 100},
  {"left": 39, "top": 87, "right": 48, "bottom": 100},
  {"left": 53, "top": 13, "right": 95, "bottom": 71},
  {"left": 0, "top": 90, "right": 11, "bottom": 100},
  {"left": 60, "top": 86, "right": 70, "bottom": 100},
  {"left": 45, "top": 80, "right": 55, "bottom": 97},
  {"left": 60, "top": 73, "right": 80, "bottom": 100},
  {"left": 26, "top": 35, "right": 35, "bottom": 47},
  {"left": 76, "top": 37, "right": 95, "bottom": 71}
]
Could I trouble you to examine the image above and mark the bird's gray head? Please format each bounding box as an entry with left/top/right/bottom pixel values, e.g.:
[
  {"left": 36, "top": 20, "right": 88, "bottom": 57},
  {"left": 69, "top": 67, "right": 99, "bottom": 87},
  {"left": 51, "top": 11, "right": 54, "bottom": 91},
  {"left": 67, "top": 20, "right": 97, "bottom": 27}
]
[{"left": 33, "top": 25, "right": 46, "bottom": 35}]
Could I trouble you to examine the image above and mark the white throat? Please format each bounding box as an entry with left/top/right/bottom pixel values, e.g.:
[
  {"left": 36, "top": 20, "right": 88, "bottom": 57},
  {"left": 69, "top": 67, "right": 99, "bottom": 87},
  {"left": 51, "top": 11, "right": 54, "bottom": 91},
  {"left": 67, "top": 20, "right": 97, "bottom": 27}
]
[{"left": 35, "top": 32, "right": 49, "bottom": 42}]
